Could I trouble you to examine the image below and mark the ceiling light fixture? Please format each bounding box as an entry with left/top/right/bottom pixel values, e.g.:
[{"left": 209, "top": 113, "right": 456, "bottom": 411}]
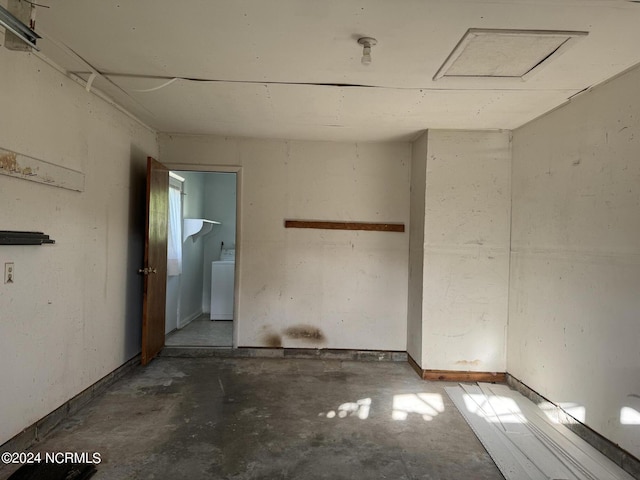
[{"left": 358, "top": 37, "right": 377, "bottom": 66}]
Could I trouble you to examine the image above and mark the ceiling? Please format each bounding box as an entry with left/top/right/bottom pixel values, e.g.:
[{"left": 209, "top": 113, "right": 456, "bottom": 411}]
[{"left": 24, "top": 0, "right": 640, "bottom": 141}]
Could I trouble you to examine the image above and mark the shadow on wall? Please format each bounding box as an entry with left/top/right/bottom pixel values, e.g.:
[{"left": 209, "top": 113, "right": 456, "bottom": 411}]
[{"left": 123, "top": 145, "right": 148, "bottom": 359}]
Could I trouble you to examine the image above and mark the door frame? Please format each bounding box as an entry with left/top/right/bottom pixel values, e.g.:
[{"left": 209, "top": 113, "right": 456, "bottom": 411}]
[{"left": 165, "top": 163, "right": 242, "bottom": 348}]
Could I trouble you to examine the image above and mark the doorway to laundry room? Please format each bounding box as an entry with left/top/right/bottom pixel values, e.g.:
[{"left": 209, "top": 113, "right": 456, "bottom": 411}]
[{"left": 164, "top": 170, "right": 238, "bottom": 347}]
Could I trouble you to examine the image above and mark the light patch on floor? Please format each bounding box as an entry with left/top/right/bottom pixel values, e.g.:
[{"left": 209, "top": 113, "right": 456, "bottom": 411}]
[{"left": 319, "top": 398, "right": 371, "bottom": 420}]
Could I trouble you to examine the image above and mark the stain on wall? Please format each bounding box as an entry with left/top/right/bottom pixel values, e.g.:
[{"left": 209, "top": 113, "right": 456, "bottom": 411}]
[
  {"left": 283, "top": 325, "right": 326, "bottom": 344},
  {"left": 0, "top": 152, "right": 35, "bottom": 176},
  {"left": 0, "top": 152, "right": 19, "bottom": 172},
  {"left": 455, "top": 359, "right": 482, "bottom": 367},
  {"left": 260, "top": 326, "right": 283, "bottom": 347},
  {"left": 263, "top": 332, "right": 282, "bottom": 348},
  {"left": 260, "top": 325, "right": 327, "bottom": 347}
]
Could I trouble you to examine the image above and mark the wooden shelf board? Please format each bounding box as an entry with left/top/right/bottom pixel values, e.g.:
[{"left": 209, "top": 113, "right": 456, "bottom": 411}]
[{"left": 284, "top": 220, "right": 404, "bottom": 233}]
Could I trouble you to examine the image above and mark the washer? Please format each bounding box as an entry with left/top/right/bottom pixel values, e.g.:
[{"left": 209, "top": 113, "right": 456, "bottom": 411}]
[{"left": 210, "top": 260, "right": 234, "bottom": 320}]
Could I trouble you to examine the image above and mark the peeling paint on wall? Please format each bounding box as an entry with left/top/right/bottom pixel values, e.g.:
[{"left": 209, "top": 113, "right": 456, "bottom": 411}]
[
  {"left": 0, "top": 147, "right": 84, "bottom": 192},
  {"left": 0, "top": 152, "right": 19, "bottom": 172}
]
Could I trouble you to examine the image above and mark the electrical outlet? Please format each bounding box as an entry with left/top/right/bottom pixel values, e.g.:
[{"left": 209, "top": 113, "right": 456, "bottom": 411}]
[{"left": 5, "top": 262, "right": 14, "bottom": 284}]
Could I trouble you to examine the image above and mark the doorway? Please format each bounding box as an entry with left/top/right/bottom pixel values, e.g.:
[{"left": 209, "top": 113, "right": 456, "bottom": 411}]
[{"left": 163, "top": 169, "right": 239, "bottom": 347}]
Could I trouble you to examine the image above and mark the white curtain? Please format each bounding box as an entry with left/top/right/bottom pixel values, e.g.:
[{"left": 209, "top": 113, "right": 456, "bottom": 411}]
[{"left": 167, "top": 185, "right": 182, "bottom": 276}]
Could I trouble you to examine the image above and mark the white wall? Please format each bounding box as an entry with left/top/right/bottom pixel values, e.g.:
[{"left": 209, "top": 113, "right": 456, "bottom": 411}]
[
  {"left": 160, "top": 136, "right": 410, "bottom": 350},
  {"left": 0, "top": 47, "right": 157, "bottom": 444},
  {"left": 407, "top": 131, "right": 427, "bottom": 364},
  {"left": 509, "top": 65, "right": 640, "bottom": 457},
  {"left": 421, "top": 130, "right": 511, "bottom": 372},
  {"left": 165, "top": 275, "right": 179, "bottom": 333},
  {"left": 202, "top": 172, "right": 237, "bottom": 313}
]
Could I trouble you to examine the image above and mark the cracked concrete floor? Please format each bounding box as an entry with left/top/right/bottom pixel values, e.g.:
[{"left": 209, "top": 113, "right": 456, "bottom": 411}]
[{"left": 0, "top": 357, "right": 503, "bottom": 480}]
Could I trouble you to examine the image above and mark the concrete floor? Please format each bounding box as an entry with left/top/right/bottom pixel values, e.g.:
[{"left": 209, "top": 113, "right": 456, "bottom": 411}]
[
  {"left": 165, "top": 316, "right": 233, "bottom": 347},
  {"left": 0, "top": 357, "right": 503, "bottom": 480}
]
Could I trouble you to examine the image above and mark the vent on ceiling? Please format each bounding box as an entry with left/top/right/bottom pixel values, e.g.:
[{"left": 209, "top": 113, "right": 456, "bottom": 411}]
[{"left": 434, "top": 28, "right": 588, "bottom": 81}]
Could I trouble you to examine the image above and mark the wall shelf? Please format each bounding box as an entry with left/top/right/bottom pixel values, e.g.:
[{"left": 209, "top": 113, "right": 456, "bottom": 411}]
[
  {"left": 284, "top": 220, "right": 404, "bottom": 233},
  {"left": 183, "top": 219, "right": 220, "bottom": 242},
  {"left": 0, "top": 231, "right": 55, "bottom": 245}
]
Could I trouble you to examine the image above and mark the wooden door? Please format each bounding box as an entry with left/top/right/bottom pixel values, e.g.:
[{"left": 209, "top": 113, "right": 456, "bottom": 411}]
[{"left": 141, "top": 157, "right": 169, "bottom": 365}]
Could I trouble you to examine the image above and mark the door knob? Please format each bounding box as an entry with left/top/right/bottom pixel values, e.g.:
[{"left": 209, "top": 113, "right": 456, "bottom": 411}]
[{"left": 138, "top": 267, "right": 157, "bottom": 275}]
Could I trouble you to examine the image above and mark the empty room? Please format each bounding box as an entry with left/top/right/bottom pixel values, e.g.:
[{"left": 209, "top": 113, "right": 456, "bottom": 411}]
[{"left": 1, "top": 1, "right": 639, "bottom": 479}]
